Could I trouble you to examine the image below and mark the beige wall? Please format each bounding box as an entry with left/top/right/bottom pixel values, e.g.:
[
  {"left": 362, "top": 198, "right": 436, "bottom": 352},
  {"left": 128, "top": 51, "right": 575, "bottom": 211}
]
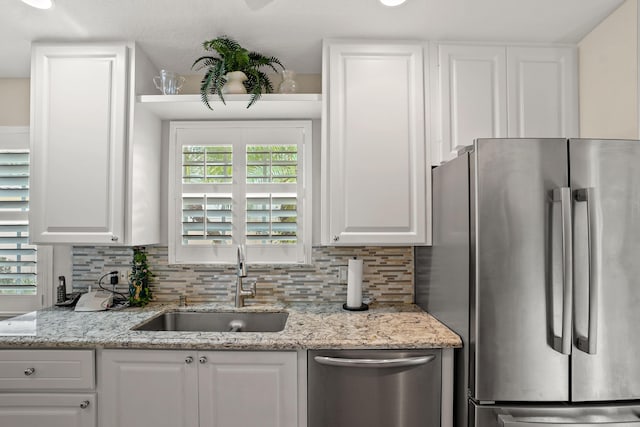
[
  {"left": 0, "top": 72, "right": 320, "bottom": 127},
  {"left": 180, "top": 73, "right": 321, "bottom": 94},
  {"left": 579, "top": 0, "right": 638, "bottom": 138},
  {"left": 0, "top": 79, "right": 30, "bottom": 126}
]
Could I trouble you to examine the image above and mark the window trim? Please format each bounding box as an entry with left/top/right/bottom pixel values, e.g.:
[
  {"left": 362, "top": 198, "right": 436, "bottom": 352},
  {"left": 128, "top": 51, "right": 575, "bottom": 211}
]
[
  {"left": 0, "top": 126, "right": 53, "bottom": 316},
  {"left": 168, "top": 121, "right": 313, "bottom": 265}
]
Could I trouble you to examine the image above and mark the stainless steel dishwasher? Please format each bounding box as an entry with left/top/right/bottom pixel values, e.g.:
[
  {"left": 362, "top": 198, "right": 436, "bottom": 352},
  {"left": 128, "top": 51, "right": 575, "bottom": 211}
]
[{"left": 308, "top": 349, "right": 441, "bottom": 427}]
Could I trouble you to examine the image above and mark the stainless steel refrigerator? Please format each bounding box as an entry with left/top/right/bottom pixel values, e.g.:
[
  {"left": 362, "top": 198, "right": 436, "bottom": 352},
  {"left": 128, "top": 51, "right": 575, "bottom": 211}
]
[{"left": 418, "top": 138, "right": 640, "bottom": 427}]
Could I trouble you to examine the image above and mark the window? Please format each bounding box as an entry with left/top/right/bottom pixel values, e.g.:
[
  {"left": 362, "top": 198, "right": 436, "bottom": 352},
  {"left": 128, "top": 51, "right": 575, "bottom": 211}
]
[
  {"left": 169, "top": 121, "right": 312, "bottom": 264},
  {"left": 0, "top": 127, "right": 52, "bottom": 315}
]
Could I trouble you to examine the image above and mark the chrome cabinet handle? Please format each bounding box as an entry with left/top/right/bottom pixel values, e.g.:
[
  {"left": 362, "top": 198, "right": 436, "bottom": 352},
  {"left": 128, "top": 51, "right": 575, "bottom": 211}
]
[
  {"left": 332, "top": 235, "right": 339, "bottom": 242},
  {"left": 199, "top": 356, "right": 207, "bottom": 364},
  {"left": 551, "top": 187, "right": 573, "bottom": 355},
  {"left": 80, "top": 400, "right": 90, "bottom": 409},
  {"left": 314, "top": 355, "right": 435, "bottom": 368},
  {"left": 574, "top": 188, "right": 599, "bottom": 355},
  {"left": 111, "top": 235, "right": 119, "bottom": 242},
  {"left": 185, "top": 356, "right": 193, "bottom": 364},
  {"left": 24, "top": 367, "right": 35, "bottom": 376}
]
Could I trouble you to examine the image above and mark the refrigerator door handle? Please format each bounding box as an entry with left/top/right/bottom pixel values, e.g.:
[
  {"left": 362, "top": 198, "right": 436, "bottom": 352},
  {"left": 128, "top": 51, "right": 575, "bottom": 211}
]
[
  {"left": 552, "top": 187, "right": 573, "bottom": 355},
  {"left": 498, "top": 415, "right": 640, "bottom": 427},
  {"left": 574, "top": 187, "right": 599, "bottom": 355}
]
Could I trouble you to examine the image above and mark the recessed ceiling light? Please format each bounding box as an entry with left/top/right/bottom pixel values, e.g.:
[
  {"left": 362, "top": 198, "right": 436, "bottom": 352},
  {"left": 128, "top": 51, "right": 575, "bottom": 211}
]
[
  {"left": 20, "top": 0, "right": 54, "bottom": 9},
  {"left": 379, "top": 0, "right": 407, "bottom": 6}
]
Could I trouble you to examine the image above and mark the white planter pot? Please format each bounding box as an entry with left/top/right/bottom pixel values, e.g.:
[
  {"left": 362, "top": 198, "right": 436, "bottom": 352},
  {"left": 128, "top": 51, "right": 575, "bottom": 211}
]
[{"left": 222, "top": 71, "right": 248, "bottom": 94}]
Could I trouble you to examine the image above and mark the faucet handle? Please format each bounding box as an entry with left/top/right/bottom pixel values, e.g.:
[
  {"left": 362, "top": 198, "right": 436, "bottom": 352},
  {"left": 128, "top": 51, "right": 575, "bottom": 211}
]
[{"left": 240, "top": 279, "right": 256, "bottom": 297}]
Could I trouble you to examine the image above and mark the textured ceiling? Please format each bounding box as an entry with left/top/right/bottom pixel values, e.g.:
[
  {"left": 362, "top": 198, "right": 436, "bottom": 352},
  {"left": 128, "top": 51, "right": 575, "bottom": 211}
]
[{"left": 0, "top": 0, "right": 625, "bottom": 78}]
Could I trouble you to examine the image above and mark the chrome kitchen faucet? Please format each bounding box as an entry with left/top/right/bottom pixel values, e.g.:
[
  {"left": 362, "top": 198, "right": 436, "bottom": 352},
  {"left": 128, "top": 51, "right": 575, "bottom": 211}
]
[{"left": 235, "top": 245, "right": 256, "bottom": 308}]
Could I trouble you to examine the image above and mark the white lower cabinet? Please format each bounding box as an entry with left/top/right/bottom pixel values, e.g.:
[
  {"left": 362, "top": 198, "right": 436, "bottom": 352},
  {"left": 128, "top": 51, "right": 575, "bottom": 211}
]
[
  {"left": 198, "top": 352, "right": 298, "bottom": 427},
  {"left": 99, "top": 350, "right": 198, "bottom": 427},
  {"left": 99, "top": 349, "right": 299, "bottom": 427},
  {"left": 0, "top": 349, "right": 96, "bottom": 427}
]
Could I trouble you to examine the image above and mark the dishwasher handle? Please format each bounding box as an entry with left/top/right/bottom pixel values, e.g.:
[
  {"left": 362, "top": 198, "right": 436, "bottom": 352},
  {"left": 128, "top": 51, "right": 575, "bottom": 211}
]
[{"left": 313, "top": 355, "right": 435, "bottom": 368}]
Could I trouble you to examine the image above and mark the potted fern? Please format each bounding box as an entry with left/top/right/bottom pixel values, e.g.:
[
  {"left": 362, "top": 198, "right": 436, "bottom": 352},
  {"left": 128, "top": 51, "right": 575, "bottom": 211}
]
[
  {"left": 192, "top": 36, "right": 284, "bottom": 110},
  {"left": 128, "top": 246, "right": 152, "bottom": 307}
]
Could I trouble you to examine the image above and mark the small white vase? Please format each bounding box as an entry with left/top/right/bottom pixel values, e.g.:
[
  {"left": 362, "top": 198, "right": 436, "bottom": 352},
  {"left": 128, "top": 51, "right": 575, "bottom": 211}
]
[{"left": 222, "top": 71, "right": 248, "bottom": 94}]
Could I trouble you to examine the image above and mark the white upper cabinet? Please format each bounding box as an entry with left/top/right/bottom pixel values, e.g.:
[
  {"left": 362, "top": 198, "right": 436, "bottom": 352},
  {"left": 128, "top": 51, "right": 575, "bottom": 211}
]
[
  {"left": 30, "top": 43, "right": 161, "bottom": 245},
  {"left": 322, "top": 40, "right": 428, "bottom": 245},
  {"left": 30, "top": 44, "right": 126, "bottom": 244},
  {"left": 437, "top": 44, "right": 508, "bottom": 162},
  {"left": 434, "top": 43, "right": 578, "bottom": 164},
  {"left": 506, "top": 46, "right": 578, "bottom": 138}
]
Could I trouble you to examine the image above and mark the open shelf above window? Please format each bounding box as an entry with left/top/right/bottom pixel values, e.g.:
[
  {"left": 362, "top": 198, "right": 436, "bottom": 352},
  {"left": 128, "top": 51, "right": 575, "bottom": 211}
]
[{"left": 137, "top": 93, "right": 322, "bottom": 120}]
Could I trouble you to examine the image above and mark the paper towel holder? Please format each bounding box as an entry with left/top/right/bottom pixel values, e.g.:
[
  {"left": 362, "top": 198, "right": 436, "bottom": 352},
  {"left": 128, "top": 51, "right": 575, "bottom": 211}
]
[{"left": 342, "top": 302, "right": 369, "bottom": 311}]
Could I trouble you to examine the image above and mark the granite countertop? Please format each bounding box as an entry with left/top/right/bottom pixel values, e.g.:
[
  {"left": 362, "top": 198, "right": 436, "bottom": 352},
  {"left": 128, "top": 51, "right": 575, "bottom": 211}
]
[{"left": 0, "top": 302, "right": 461, "bottom": 350}]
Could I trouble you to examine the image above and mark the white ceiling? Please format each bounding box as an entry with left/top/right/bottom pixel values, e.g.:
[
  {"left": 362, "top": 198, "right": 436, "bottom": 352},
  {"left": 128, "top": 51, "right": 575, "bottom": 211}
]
[{"left": 0, "top": 0, "right": 625, "bottom": 78}]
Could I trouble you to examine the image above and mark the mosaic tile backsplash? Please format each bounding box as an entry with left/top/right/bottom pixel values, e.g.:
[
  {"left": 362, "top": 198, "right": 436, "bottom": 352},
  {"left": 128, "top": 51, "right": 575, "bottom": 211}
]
[{"left": 72, "top": 246, "right": 415, "bottom": 304}]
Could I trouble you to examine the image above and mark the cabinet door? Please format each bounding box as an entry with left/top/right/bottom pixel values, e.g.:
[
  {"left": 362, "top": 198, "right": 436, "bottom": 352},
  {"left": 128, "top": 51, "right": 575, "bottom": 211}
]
[
  {"left": 0, "top": 393, "right": 96, "bottom": 427},
  {"left": 506, "top": 46, "right": 578, "bottom": 138},
  {"left": 438, "top": 44, "right": 508, "bottom": 162},
  {"left": 30, "top": 43, "right": 127, "bottom": 244},
  {"left": 198, "top": 351, "right": 298, "bottom": 427},
  {"left": 99, "top": 350, "right": 199, "bottom": 427},
  {"left": 323, "top": 41, "right": 426, "bottom": 245}
]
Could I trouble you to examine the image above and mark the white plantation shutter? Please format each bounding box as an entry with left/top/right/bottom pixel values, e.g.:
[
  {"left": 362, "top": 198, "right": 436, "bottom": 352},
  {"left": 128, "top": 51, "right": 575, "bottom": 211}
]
[
  {"left": 0, "top": 150, "right": 36, "bottom": 291},
  {"left": 246, "top": 194, "right": 298, "bottom": 244},
  {"left": 246, "top": 144, "right": 298, "bottom": 245},
  {"left": 169, "top": 121, "right": 312, "bottom": 264},
  {"left": 182, "top": 193, "right": 233, "bottom": 245},
  {"left": 0, "top": 127, "right": 52, "bottom": 315},
  {"left": 181, "top": 144, "right": 234, "bottom": 246}
]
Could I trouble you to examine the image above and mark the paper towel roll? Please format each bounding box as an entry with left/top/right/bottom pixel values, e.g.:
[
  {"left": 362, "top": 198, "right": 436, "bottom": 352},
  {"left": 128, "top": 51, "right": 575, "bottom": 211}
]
[{"left": 346, "top": 258, "right": 363, "bottom": 308}]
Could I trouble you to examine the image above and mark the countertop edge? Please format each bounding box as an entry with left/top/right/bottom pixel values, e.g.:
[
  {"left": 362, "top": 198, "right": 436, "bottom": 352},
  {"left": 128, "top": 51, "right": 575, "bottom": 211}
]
[{"left": 0, "top": 303, "right": 463, "bottom": 351}]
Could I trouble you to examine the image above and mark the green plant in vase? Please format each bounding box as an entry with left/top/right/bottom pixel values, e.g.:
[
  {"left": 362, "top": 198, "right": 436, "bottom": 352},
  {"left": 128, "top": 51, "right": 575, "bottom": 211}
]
[
  {"left": 129, "top": 247, "right": 152, "bottom": 307},
  {"left": 192, "top": 35, "right": 284, "bottom": 110}
]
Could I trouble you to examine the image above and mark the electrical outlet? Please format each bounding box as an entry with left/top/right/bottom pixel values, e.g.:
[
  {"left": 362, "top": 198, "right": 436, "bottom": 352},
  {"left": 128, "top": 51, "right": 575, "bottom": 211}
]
[
  {"left": 120, "top": 270, "right": 131, "bottom": 282},
  {"left": 338, "top": 266, "right": 348, "bottom": 282}
]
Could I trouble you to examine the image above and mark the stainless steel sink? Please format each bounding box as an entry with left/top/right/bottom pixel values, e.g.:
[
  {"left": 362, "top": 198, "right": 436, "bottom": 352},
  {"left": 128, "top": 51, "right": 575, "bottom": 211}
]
[{"left": 132, "top": 311, "right": 288, "bottom": 333}]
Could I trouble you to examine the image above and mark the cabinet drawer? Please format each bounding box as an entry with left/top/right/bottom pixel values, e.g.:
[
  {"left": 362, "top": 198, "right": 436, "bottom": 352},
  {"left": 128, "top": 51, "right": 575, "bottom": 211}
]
[
  {"left": 0, "top": 393, "right": 96, "bottom": 426},
  {"left": 0, "top": 350, "right": 95, "bottom": 390}
]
